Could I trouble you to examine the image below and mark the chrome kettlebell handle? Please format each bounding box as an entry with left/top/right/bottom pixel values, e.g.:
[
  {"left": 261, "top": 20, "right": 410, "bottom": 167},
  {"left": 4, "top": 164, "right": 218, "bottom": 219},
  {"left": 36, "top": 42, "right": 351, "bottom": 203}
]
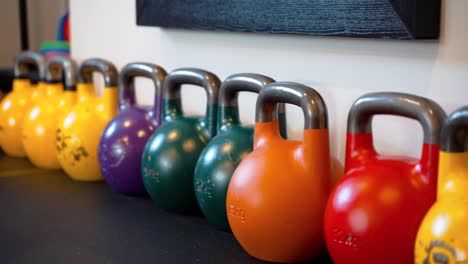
[
  {"left": 441, "top": 106, "right": 468, "bottom": 152},
  {"left": 14, "top": 51, "right": 46, "bottom": 80},
  {"left": 221, "top": 73, "right": 274, "bottom": 106},
  {"left": 163, "top": 68, "right": 220, "bottom": 105},
  {"left": 162, "top": 68, "right": 220, "bottom": 139},
  {"left": 78, "top": 58, "right": 118, "bottom": 87},
  {"left": 119, "top": 62, "right": 167, "bottom": 108},
  {"left": 348, "top": 92, "right": 447, "bottom": 145},
  {"left": 220, "top": 73, "right": 285, "bottom": 114},
  {"left": 256, "top": 82, "right": 327, "bottom": 129},
  {"left": 45, "top": 56, "right": 78, "bottom": 91}
]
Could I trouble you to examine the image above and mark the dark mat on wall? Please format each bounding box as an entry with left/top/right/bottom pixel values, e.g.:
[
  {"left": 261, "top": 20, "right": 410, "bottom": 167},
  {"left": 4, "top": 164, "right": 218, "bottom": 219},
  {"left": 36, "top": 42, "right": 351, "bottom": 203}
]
[{"left": 137, "top": 0, "right": 441, "bottom": 39}]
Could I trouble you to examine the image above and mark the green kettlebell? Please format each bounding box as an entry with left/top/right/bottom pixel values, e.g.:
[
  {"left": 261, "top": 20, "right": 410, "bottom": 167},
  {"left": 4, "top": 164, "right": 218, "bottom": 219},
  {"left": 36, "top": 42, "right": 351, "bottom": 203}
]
[
  {"left": 193, "top": 73, "right": 287, "bottom": 230},
  {"left": 142, "top": 68, "right": 221, "bottom": 213}
]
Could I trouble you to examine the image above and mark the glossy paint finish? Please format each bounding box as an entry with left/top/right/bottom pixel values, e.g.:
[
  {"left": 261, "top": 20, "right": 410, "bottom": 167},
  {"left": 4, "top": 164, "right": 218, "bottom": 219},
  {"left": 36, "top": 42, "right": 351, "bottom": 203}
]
[
  {"left": 226, "top": 82, "right": 344, "bottom": 263},
  {"left": 57, "top": 58, "right": 118, "bottom": 181},
  {"left": 30, "top": 82, "right": 47, "bottom": 104},
  {"left": 142, "top": 68, "right": 220, "bottom": 213},
  {"left": 415, "top": 106, "right": 468, "bottom": 264},
  {"left": 22, "top": 56, "right": 77, "bottom": 169},
  {"left": 15, "top": 51, "right": 47, "bottom": 105},
  {"left": 193, "top": 73, "right": 287, "bottom": 230},
  {"left": 324, "top": 92, "right": 447, "bottom": 264},
  {"left": 0, "top": 79, "right": 33, "bottom": 156},
  {"left": 0, "top": 51, "right": 46, "bottom": 157},
  {"left": 99, "top": 63, "right": 166, "bottom": 195}
]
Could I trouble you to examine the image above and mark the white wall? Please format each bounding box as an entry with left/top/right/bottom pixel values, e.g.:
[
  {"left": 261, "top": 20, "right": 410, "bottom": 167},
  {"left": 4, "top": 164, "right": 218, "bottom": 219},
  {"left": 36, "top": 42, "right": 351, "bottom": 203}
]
[
  {"left": 0, "top": 0, "right": 67, "bottom": 67},
  {"left": 28, "top": 0, "right": 68, "bottom": 51},
  {"left": 70, "top": 0, "right": 468, "bottom": 162},
  {"left": 0, "top": 0, "right": 20, "bottom": 67}
]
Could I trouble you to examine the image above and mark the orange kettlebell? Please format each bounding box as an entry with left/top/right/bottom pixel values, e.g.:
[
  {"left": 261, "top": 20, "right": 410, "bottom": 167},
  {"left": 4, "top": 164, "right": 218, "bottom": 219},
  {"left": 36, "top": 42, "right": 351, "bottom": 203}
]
[
  {"left": 226, "top": 82, "right": 343, "bottom": 262},
  {"left": 0, "top": 51, "right": 46, "bottom": 157}
]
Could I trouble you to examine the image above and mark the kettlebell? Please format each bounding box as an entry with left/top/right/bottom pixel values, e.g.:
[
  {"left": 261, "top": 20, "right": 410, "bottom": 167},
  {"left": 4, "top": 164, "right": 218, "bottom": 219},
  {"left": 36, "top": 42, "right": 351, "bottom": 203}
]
[
  {"left": 193, "top": 73, "right": 287, "bottom": 230},
  {"left": 98, "top": 62, "right": 167, "bottom": 195},
  {"left": 15, "top": 52, "right": 47, "bottom": 103},
  {"left": 415, "top": 106, "right": 468, "bottom": 264},
  {"left": 324, "top": 92, "right": 447, "bottom": 264},
  {"left": 0, "top": 51, "right": 46, "bottom": 157},
  {"left": 57, "top": 58, "right": 118, "bottom": 181},
  {"left": 142, "top": 68, "right": 220, "bottom": 213},
  {"left": 226, "top": 82, "right": 344, "bottom": 263},
  {"left": 22, "top": 56, "right": 77, "bottom": 169}
]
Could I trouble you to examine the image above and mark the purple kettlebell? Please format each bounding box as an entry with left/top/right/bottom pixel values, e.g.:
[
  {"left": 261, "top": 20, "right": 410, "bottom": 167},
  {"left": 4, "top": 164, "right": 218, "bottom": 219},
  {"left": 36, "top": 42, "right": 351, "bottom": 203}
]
[{"left": 98, "top": 62, "right": 167, "bottom": 195}]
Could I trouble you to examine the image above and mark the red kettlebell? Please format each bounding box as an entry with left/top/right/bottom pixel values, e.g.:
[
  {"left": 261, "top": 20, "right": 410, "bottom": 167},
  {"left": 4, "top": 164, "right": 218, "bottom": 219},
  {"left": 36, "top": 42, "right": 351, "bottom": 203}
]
[{"left": 324, "top": 92, "right": 446, "bottom": 264}]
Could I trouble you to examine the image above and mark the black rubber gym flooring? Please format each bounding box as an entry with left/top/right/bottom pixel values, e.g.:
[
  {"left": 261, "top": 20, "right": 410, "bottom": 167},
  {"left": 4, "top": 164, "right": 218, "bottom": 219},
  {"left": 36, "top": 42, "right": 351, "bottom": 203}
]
[{"left": 0, "top": 152, "right": 332, "bottom": 264}]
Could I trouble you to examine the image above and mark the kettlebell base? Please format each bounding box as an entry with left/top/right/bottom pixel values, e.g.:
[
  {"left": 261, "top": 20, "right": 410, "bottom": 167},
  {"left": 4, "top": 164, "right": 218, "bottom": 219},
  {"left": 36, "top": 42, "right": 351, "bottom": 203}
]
[
  {"left": 103, "top": 171, "right": 148, "bottom": 196},
  {"left": 26, "top": 153, "right": 61, "bottom": 170},
  {"left": 67, "top": 175, "right": 104, "bottom": 182},
  {"left": 63, "top": 168, "right": 105, "bottom": 182},
  {"left": 30, "top": 162, "right": 61, "bottom": 170},
  {"left": 2, "top": 148, "right": 27, "bottom": 158},
  {"left": 107, "top": 183, "right": 148, "bottom": 196}
]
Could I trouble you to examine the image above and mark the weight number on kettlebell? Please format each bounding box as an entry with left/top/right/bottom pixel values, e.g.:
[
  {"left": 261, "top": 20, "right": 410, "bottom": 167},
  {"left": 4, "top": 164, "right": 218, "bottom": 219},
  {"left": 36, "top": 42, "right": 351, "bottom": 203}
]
[{"left": 227, "top": 203, "right": 246, "bottom": 223}]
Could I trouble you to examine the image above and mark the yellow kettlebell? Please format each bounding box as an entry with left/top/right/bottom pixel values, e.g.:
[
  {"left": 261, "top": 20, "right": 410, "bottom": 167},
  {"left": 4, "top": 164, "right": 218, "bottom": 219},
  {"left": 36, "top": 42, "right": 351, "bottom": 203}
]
[
  {"left": 56, "top": 58, "right": 118, "bottom": 181},
  {"left": 22, "top": 56, "right": 78, "bottom": 169},
  {"left": 0, "top": 51, "right": 46, "bottom": 157},
  {"left": 15, "top": 52, "right": 47, "bottom": 104},
  {"left": 415, "top": 106, "right": 468, "bottom": 264}
]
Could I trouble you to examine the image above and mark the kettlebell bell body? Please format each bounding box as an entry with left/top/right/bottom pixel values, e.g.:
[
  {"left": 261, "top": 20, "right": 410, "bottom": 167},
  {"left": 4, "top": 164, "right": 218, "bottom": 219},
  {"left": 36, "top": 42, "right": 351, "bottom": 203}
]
[
  {"left": 324, "top": 93, "right": 446, "bottom": 264},
  {"left": 415, "top": 107, "right": 468, "bottom": 264},
  {"left": 22, "top": 59, "right": 46, "bottom": 104},
  {"left": 57, "top": 58, "right": 118, "bottom": 181},
  {"left": 30, "top": 81, "right": 47, "bottom": 104},
  {"left": 194, "top": 73, "right": 287, "bottom": 230},
  {"left": 99, "top": 63, "right": 166, "bottom": 195},
  {"left": 226, "top": 82, "right": 343, "bottom": 263},
  {"left": 0, "top": 51, "right": 46, "bottom": 157},
  {"left": 22, "top": 56, "right": 77, "bottom": 169},
  {"left": 142, "top": 68, "right": 220, "bottom": 212}
]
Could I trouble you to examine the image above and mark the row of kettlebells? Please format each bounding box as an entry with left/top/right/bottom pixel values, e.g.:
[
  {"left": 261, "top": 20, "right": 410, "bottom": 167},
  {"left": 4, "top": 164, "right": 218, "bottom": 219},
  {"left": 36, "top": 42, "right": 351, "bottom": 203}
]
[
  {"left": 1, "top": 51, "right": 467, "bottom": 264},
  {"left": 0, "top": 52, "right": 118, "bottom": 179}
]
